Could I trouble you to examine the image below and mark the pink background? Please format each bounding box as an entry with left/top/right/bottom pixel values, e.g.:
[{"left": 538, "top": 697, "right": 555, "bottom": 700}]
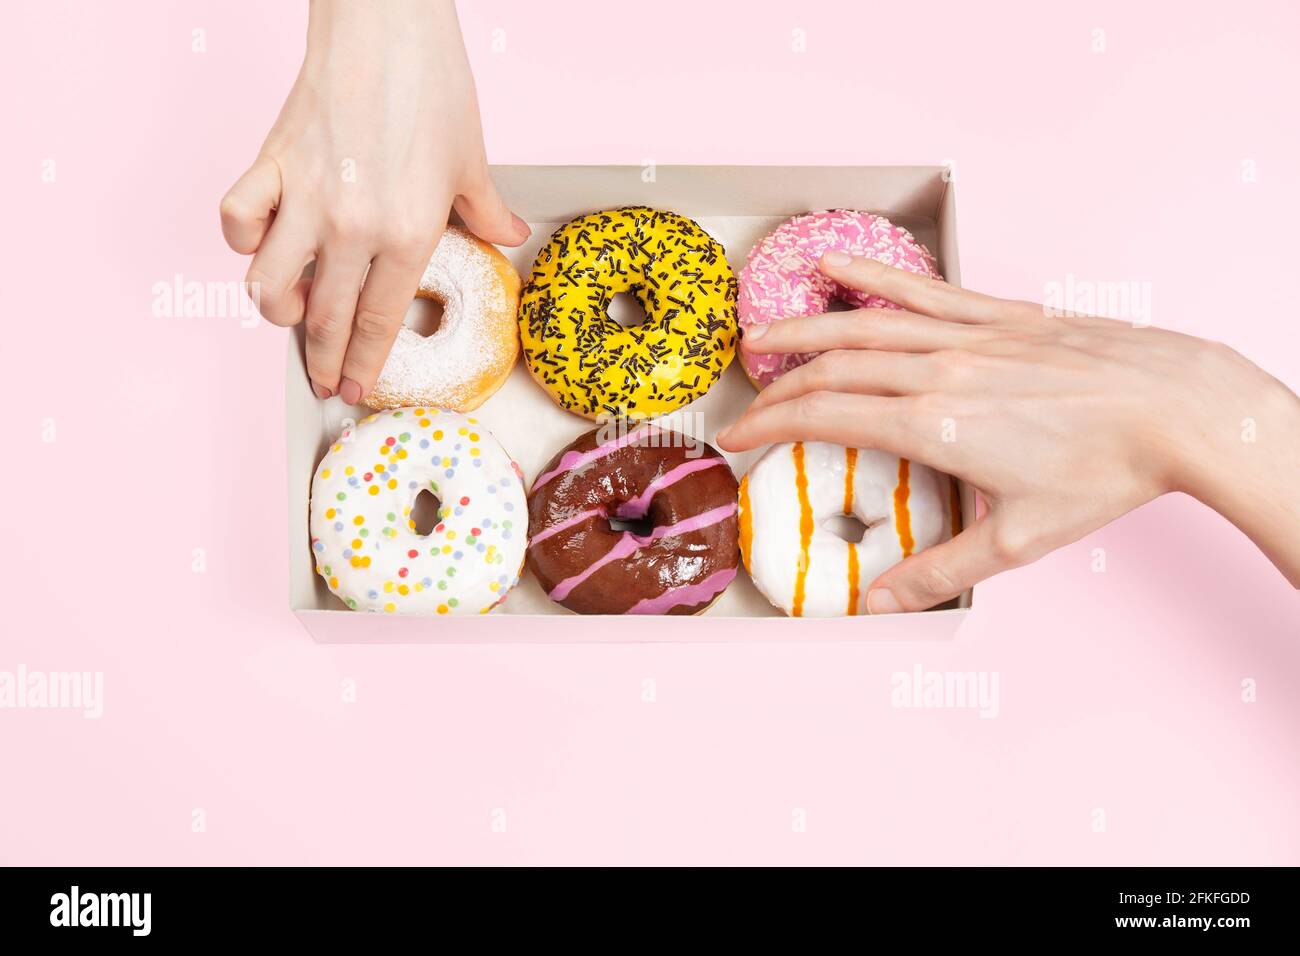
[{"left": 3, "top": 0, "right": 1298, "bottom": 865}]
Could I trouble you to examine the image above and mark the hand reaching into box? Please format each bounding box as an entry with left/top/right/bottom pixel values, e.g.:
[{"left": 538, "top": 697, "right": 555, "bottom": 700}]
[
  {"left": 719, "top": 252, "right": 1300, "bottom": 612},
  {"left": 219, "top": 0, "right": 528, "bottom": 407}
]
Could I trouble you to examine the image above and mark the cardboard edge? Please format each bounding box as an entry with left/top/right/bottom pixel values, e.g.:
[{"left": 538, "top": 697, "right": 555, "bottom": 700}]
[
  {"left": 286, "top": 324, "right": 319, "bottom": 613},
  {"left": 292, "top": 604, "right": 971, "bottom": 644}
]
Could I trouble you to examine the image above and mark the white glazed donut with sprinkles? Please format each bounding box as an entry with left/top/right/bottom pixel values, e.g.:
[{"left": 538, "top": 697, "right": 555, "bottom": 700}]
[{"left": 309, "top": 408, "right": 527, "bottom": 615}]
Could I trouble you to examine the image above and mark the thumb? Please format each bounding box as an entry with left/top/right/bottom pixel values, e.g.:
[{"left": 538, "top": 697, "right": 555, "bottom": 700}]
[
  {"left": 220, "top": 155, "right": 282, "bottom": 254},
  {"left": 453, "top": 166, "right": 530, "bottom": 246},
  {"left": 865, "top": 515, "right": 1029, "bottom": 613}
]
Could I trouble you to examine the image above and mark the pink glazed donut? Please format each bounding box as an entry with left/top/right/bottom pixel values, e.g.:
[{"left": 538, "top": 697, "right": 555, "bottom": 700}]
[{"left": 737, "top": 210, "right": 941, "bottom": 388}]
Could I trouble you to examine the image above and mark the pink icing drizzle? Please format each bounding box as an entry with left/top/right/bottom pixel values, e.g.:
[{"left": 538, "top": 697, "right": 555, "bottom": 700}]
[
  {"left": 547, "top": 502, "right": 738, "bottom": 602},
  {"left": 737, "top": 210, "right": 940, "bottom": 387},
  {"left": 613, "top": 456, "right": 726, "bottom": 519},
  {"left": 532, "top": 458, "right": 726, "bottom": 546},
  {"left": 528, "top": 506, "right": 606, "bottom": 547},
  {"left": 624, "top": 567, "right": 737, "bottom": 615},
  {"left": 531, "top": 424, "right": 665, "bottom": 491}
]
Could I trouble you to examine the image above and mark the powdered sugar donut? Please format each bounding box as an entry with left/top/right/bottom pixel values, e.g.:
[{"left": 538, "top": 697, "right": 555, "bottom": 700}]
[
  {"left": 366, "top": 226, "right": 521, "bottom": 411},
  {"left": 738, "top": 442, "right": 957, "bottom": 617},
  {"left": 738, "top": 211, "right": 941, "bottom": 388},
  {"left": 309, "top": 407, "right": 527, "bottom": 615}
]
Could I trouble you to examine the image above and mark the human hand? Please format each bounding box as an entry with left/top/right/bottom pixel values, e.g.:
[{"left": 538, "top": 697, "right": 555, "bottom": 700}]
[
  {"left": 220, "top": 0, "right": 528, "bottom": 404},
  {"left": 718, "top": 252, "right": 1300, "bottom": 612}
]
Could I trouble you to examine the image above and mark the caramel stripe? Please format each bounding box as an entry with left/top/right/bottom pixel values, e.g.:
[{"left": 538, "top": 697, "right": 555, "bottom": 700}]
[
  {"left": 738, "top": 475, "right": 753, "bottom": 572},
  {"left": 894, "top": 458, "right": 914, "bottom": 558},
  {"left": 792, "top": 443, "right": 814, "bottom": 617},
  {"left": 843, "top": 448, "right": 857, "bottom": 512},
  {"left": 847, "top": 542, "right": 860, "bottom": 616},
  {"left": 845, "top": 447, "right": 859, "bottom": 615}
]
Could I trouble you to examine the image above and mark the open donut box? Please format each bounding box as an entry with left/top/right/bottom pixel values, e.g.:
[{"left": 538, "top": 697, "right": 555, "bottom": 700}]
[{"left": 287, "top": 165, "right": 976, "bottom": 643}]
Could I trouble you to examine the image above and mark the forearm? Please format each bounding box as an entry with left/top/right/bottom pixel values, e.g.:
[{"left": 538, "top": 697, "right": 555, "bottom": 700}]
[
  {"left": 304, "top": 0, "right": 464, "bottom": 73},
  {"left": 1174, "top": 364, "right": 1300, "bottom": 586},
  {"left": 307, "top": 0, "right": 459, "bottom": 36}
]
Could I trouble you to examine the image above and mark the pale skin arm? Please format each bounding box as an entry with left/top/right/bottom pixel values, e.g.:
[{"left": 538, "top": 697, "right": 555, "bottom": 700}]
[
  {"left": 219, "top": 0, "right": 526, "bottom": 405},
  {"left": 718, "top": 252, "right": 1300, "bottom": 613}
]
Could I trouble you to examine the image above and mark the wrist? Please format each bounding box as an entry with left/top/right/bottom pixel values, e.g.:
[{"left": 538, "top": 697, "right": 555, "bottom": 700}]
[{"left": 1170, "top": 352, "right": 1300, "bottom": 584}]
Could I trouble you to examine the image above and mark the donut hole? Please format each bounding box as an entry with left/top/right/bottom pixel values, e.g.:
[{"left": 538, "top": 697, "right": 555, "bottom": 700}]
[
  {"left": 608, "top": 513, "right": 656, "bottom": 538},
  {"left": 606, "top": 291, "right": 649, "bottom": 328},
  {"left": 826, "top": 298, "right": 856, "bottom": 313},
  {"left": 410, "top": 489, "right": 443, "bottom": 536},
  {"left": 823, "top": 513, "right": 870, "bottom": 544},
  {"left": 404, "top": 296, "right": 446, "bottom": 338}
]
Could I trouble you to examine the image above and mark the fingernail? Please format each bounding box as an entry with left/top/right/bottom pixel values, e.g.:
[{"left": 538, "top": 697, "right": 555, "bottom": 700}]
[
  {"left": 340, "top": 378, "right": 363, "bottom": 405},
  {"left": 511, "top": 213, "right": 531, "bottom": 240},
  {"left": 823, "top": 251, "right": 852, "bottom": 268},
  {"left": 744, "top": 323, "right": 768, "bottom": 341},
  {"left": 867, "top": 588, "right": 903, "bottom": 615},
  {"left": 311, "top": 382, "right": 332, "bottom": 401}
]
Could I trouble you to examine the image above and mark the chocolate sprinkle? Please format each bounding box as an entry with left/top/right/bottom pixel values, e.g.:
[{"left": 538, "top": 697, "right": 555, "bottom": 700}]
[{"left": 518, "top": 206, "right": 739, "bottom": 419}]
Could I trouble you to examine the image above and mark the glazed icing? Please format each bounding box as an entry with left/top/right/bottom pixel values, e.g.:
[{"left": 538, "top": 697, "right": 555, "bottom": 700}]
[
  {"left": 519, "top": 207, "right": 738, "bottom": 419},
  {"left": 739, "top": 441, "right": 952, "bottom": 617},
  {"left": 547, "top": 503, "right": 737, "bottom": 603},
  {"left": 737, "top": 210, "right": 941, "bottom": 388},
  {"left": 626, "top": 567, "right": 737, "bottom": 615},
  {"left": 527, "top": 427, "right": 740, "bottom": 615},
  {"left": 309, "top": 408, "right": 527, "bottom": 615},
  {"left": 532, "top": 423, "right": 665, "bottom": 490},
  {"left": 615, "top": 457, "right": 727, "bottom": 517}
]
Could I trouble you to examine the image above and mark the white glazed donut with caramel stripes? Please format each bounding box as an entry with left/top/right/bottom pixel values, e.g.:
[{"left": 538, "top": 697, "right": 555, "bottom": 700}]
[{"left": 738, "top": 442, "right": 958, "bottom": 617}]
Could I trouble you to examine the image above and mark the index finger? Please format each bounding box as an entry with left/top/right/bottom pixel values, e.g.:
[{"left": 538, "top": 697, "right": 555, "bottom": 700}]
[
  {"left": 819, "top": 252, "right": 1013, "bottom": 324},
  {"left": 741, "top": 307, "right": 991, "bottom": 357}
]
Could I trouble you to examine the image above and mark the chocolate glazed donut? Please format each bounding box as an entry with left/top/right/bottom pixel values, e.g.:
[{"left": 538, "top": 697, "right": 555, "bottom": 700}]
[{"left": 527, "top": 425, "right": 740, "bottom": 614}]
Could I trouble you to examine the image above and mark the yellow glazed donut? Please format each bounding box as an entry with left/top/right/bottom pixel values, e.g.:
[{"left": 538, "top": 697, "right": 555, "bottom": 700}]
[
  {"left": 518, "top": 207, "right": 738, "bottom": 420},
  {"left": 739, "top": 441, "right": 961, "bottom": 617},
  {"left": 367, "top": 226, "right": 521, "bottom": 412}
]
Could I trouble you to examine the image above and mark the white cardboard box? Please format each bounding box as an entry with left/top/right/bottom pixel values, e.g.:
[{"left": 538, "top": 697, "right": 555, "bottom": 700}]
[{"left": 287, "top": 165, "right": 974, "bottom": 643}]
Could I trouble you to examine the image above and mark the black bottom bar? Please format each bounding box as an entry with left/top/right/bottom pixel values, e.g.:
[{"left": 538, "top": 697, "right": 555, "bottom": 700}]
[{"left": 0, "top": 865, "right": 1292, "bottom": 942}]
